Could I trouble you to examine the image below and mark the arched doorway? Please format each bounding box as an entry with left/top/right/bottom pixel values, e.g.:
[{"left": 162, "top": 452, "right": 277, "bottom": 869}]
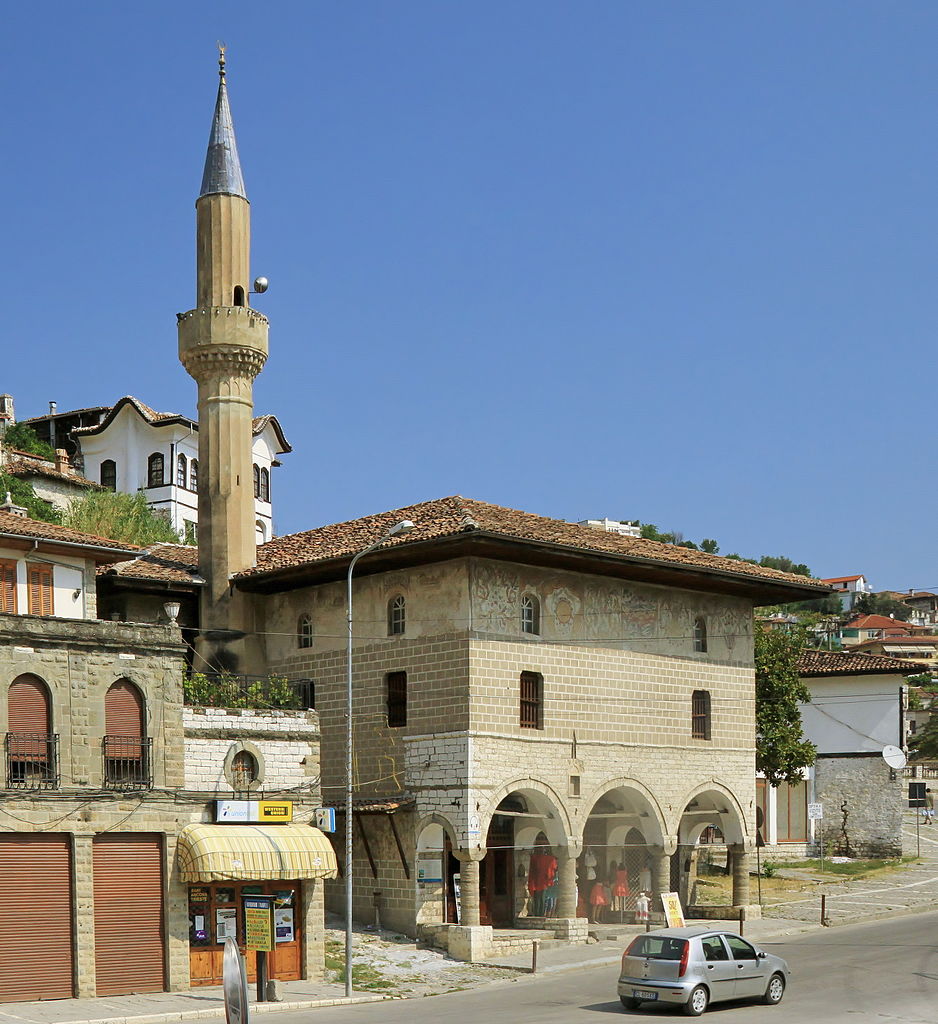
[
  {"left": 104, "top": 679, "right": 149, "bottom": 788},
  {"left": 7, "top": 674, "right": 56, "bottom": 788}
]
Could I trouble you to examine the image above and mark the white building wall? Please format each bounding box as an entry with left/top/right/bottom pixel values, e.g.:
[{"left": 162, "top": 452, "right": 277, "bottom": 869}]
[
  {"left": 0, "top": 543, "right": 92, "bottom": 619},
  {"left": 800, "top": 675, "right": 902, "bottom": 754}
]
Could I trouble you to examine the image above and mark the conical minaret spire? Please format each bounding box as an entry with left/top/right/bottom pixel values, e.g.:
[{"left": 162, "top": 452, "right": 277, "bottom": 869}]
[
  {"left": 200, "top": 46, "right": 247, "bottom": 199},
  {"left": 178, "top": 50, "right": 269, "bottom": 668}
]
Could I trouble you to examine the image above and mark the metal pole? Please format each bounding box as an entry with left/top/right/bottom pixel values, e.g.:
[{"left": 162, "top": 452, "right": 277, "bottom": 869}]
[{"left": 531, "top": 940, "right": 539, "bottom": 973}]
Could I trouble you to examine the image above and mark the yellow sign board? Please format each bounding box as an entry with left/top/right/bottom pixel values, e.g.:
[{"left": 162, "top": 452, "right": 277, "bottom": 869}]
[
  {"left": 258, "top": 801, "right": 293, "bottom": 822},
  {"left": 243, "top": 897, "right": 274, "bottom": 952},
  {"left": 660, "top": 891, "right": 685, "bottom": 928}
]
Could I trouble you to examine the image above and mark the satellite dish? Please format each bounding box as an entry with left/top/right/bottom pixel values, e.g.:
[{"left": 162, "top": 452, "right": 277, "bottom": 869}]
[{"left": 882, "top": 745, "right": 907, "bottom": 770}]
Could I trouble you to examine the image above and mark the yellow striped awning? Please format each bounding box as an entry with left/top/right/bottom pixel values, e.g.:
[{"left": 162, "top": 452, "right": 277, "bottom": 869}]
[{"left": 177, "top": 823, "right": 338, "bottom": 883}]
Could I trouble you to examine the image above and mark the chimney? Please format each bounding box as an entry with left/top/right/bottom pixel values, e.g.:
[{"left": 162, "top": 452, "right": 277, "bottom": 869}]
[
  {"left": 0, "top": 491, "right": 28, "bottom": 518},
  {"left": 49, "top": 401, "right": 57, "bottom": 415},
  {"left": 0, "top": 394, "right": 14, "bottom": 433},
  {"left": 55, "top": 449, "right": 71, "bottom": 474}
]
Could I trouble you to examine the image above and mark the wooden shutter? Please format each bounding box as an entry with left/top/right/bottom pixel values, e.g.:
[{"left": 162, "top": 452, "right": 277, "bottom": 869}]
[
  {"left": 27, "top": 563, "right": 53, "bottom": 616},
  {"left": 0, "top": 834, "right": 74, "bottom": 1001},
  {"left": 93, "top": 834, "right": 165, "bottom": 995},
  {"left": 520, "top": 672, "right": 542, "bottom": 729},
  {"left": 0, "top": 560, "right": 16, "bottom": 613}
]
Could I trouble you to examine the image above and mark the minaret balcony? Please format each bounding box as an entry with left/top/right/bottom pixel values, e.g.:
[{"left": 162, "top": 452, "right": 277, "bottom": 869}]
[{"left": 178, "top": 305, "right": 269, "bottom": 382}]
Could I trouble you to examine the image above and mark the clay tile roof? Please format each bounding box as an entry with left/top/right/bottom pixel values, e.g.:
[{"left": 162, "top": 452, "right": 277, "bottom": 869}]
[
  {"left": 235, "top": 495, "right": 833, "bottom": 594},
  {"left": 843, "top": 615, "right": 912, "bottom": 631},
  {"left": 5, "top": 456, "right": 101, "bottom": 489},
  {"left": 799, "top": 648, "right": 924, "bottom": 676},
  {"left": 100, "top": 543, "right": 202, "bottom": 585},
  {"left": 821, "top": 575, "right": 865, "bottom": 584},
  {"left": 0, "top": 510, "right": 139, "bottom": 555}
]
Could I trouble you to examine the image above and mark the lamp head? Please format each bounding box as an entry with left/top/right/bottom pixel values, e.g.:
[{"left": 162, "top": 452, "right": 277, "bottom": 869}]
[{"left": 387, "top": 520, "right": 415, "bottom": 538}]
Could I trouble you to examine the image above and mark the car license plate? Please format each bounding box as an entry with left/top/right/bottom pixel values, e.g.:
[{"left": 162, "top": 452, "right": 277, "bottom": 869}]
[{"left": 633, "top": 989, "right": 658, "bottom": 1000}]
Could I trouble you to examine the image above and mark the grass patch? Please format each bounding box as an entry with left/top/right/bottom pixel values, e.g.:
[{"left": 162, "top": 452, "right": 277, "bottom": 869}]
[
  {"left": 324, "top": 939, "right": 399, "bottom": 991},
  {"left": 784, "top": 856, "right": 916, "bottom": 879}
]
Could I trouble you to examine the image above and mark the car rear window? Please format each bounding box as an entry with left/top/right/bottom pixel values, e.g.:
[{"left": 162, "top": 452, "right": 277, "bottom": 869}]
[{"left": 625, "top": 935, "right": 688, "bottom": 960}]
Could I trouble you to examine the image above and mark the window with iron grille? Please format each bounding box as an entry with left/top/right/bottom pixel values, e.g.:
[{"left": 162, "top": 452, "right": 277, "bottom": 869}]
[
  {"left": 386, "top": 671, "right": 407, "bottom": 727},
  {"left": 388, "top": 595, "right": 406, "bottom": 636},
  {"left": 231, "top": 750, "right": 257, "bottom": 790},
  {"left": 691, "top": 689, "right": 711, "bottom": 740},
  {"left": 693, "top": 617, "right": 708, "bottom": 652},
  {"left": 298, "top": 614, "right": 313, "bottom": 649},
  {"left": 521, "top": 594, "right": 540, "bottom": 635},
  {"left": 147, "top": 453, "right": 164, "bottom": 488},
  {"left": 520, "top": 671, "right": 543, "bottom": 729}
]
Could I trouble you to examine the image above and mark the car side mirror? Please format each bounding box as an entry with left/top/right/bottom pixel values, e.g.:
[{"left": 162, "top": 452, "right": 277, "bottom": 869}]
[{"left": 757, "top": 950, "right": 767, "bottom": 959}]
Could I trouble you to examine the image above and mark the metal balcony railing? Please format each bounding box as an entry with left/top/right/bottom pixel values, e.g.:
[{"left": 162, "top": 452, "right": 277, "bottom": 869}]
[
  {"left": 103, "top": 735, "right": 153, "bottom": 789},
  {"left": 5, "top": 732, "right": 59, "bottom": 789},
  {"left": 183, "top": 673, "right": 315, "bottom": 711}
]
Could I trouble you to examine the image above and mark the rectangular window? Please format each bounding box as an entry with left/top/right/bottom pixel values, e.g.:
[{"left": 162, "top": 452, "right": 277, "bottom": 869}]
[
  {"left": 0, "top": 559, "right": 17, "bottom": 613},
  {"left": 386, "top": 671, "right": 407, "bottom": 728},
  {"left": 691, "top": 689, "right": 711, "bottom": 740},
  {"left": 777, "top": 779, "right": 807, "bottom": 842},
  {"left": 520, "top": 671, "right": 543, "bottom": 729},
  {"left": 26, "top": 563, "right": 53, "bottom": 616}
]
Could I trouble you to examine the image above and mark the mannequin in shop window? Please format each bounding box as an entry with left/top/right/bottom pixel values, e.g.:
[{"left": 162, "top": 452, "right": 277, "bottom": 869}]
[
  {"left": 527, "top": 845, "right": 557, "bottom": 918},
  {"left": 611, "top": 859, "right": 631, "bottom": 921}
]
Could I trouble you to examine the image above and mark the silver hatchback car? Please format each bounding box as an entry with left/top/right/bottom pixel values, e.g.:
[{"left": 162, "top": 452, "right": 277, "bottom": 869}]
[{"left": 617, "top": 926, "right": 790, "bottom": 1016}]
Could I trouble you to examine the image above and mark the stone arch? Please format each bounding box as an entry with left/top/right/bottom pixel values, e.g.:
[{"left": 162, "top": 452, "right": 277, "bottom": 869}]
[
  {"left": 481, "top": 777, "right": 572, "bottom": 851},
  {"left": 223, "top": 739, "right": 266, "bottom": 791},
  {"left": 414, "top": 811, "right": 460, "bottom": 853},
  {"left": 581, "top": 776, "right": 668, "bottom": 849},
  {"left": 676, "top": 782, "right": 749, "bottom": 846}
]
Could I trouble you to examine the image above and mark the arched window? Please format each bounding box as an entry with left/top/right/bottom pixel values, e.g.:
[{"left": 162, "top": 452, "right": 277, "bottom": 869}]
[
  {"left": 176, "top": 453, "right": 187, "bottom": 488},
  {"left": 521, "top": 594, "right": 540, "bottom": 635},
  {"left": 231, "top": 750, "right": 257, "bottom": 789},
  {"left": 260, "top": 467, "right": 270, "bottom": 503},
  {"left": 253, "top": 464, "right": 260, "bottom": 498},
  {"left": 147, "top": 453, "right": 164, "bottom": 488},
  {"left": 7, "top": 675, "right": 56, "bottom": 788},
  {"left": 100, "top": 459, "right": 116, "bottom": 491},
  {"left": 298, "top": 614, "right": 313, "bottom": 649},
  {"left": 256, "top": 520, "right": 267, "bottom": 544},
  {"left": 693, "top": 617, "right": 708, "bottom": 653},
  {"left": 189, "top": 459, "right": 198, "bottom": 490},
  {"left": 388, "top": 595, "right": 406, "bottom": 636},
  {"left": 233, "top": 285, "right": 245, "bottom": 307},
  {"left": 691, "top": 689, "right": 712, "bottom": 740},
  {"left": 104, "top": 680, "right": 149, "bottom": 788}
]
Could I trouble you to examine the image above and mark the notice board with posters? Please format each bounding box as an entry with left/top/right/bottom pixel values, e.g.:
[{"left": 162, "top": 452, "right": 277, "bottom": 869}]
[{"left": 243, "top": 897, "right": 274, "bottom": 952}]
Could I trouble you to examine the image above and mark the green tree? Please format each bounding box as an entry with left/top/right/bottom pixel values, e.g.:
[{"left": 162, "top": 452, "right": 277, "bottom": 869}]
[
  {"left": 851, "top": 593, "right": 911, "bottom": 621},
  {"left": 0, "top": 471, "right": 60, "bottom": 523},
  {"left": 754, "top": 627, "right": 816, "bottom": 785},
  {"left": 758, "top": 555, "right": 812, "bottom": 577},
  {"left": 909, "top": 702, "right": 938, "bottom": 760},
  {"left": 700, "top": 538, "right": 720, "bottom": 554},
  {"left": 61, "top": 489, "right": 183, "bottom": 545},
  {"left": 1, "top": 423, "right": 56, "bottom": 460}
]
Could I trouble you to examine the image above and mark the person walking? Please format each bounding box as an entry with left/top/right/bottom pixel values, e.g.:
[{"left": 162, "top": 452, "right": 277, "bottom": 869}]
[{"left": 923, "top": 788, "right": 934, "bottom": 824}]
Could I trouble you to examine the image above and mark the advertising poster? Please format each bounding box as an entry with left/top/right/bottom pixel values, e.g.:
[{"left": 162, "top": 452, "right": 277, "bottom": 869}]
[
  {"left": 243, "top": 898, "right": 274, "bottom": 952},
  {"left": 274, "top": 907, "right": 294, "bottom": 943},
  {"left": 660, "top": 892, "right": 685, "bottom": 928},
  {"left": 216, "top": 907, "right": 237, "bottom": 940}
]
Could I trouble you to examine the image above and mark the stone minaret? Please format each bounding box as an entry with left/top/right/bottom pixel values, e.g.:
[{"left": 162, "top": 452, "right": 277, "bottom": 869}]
[{"left": 178, "top": 49, "right": 268, "bottom": 665}]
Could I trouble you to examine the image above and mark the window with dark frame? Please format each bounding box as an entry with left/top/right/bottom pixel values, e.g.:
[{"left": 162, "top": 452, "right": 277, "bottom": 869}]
[
  {"left": 260, "top": 467, "right": 270, "bottom": 503},
  {"left": 693, "top": 617, "right": 708, "bottom": 652},
  {"left": 100, "top": 459, "right": 117, "bottom": 491},
  {"left": 147, "top": 453, "right": 165, "bottom": 488},
  {"left": 253, "top": 464, "right": 260, "bottom": 498},
  {"left": 189, "top": 459, "right": 198, "bottom": 490},
  {"left": 176, "top": 454, "right": 187, "bottom": 488},
  {"left": 691, "top": 689, "right": 711, "bottom": 740},
  {"left": 520, "top": 671, "right": 543, "bottom": 729},
  {"left": 521, "top": 594, "right": 540, "bottom": 635},
  {"left": 388, "top": 595, "right": 406, "bottom": 636},
  {"left": 386, "top": 671, "right": 407, "bottom": 727},
  {"left": 298, "top": 614, "right": 313, "bottom": 649}
]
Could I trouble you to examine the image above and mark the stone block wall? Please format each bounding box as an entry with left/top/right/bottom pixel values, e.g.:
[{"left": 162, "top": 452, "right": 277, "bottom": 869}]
[{"left": 813, "top": 755, "right": 904, "bottom": 857}]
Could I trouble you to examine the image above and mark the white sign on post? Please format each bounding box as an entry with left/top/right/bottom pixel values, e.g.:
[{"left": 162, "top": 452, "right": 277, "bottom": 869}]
[{"left": 808, "top": 802, "right": 823, "bottom": 820}]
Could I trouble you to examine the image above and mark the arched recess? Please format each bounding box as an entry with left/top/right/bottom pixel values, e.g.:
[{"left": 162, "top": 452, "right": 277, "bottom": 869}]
[
  {"left": 677, "top": 783, "right": 748, "bottom": 847},
  {"left": 580, "top": 779, "right": 668, "bottom": 918},
  {"left": 7, "top": 674, "right": 55, "bottom": 787},
  {"left": 104, "top": 679, "right": 149, "bottom": 788},
  {"left": 414, "top": 814, "right": 461, "bottom": 927},
  {"left": 223, "top": 740, "right": 265, "bottom": 791}
]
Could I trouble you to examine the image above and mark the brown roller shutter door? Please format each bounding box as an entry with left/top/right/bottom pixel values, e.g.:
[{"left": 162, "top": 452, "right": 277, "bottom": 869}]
[
  {"left": 0, "top": 834, "right": 74, "bottom": 1002},
  {"left": 8, "top": 675, "right": 51, "bottom": 734},
  {"left": 105, "top": 680, "right": 144, "bottom": 738},
  {"left": 93, "top": 834, "right": 165, "bottom": 995}
]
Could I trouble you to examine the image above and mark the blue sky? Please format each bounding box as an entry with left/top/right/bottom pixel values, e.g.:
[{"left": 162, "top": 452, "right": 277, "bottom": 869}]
[{"left": 2, "top": 3, "right": 935, "bottom": 591}]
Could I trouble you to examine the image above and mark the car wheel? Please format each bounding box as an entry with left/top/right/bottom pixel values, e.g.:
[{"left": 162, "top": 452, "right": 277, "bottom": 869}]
[
  {"left": 762, "top": 973, "right": 785, "bottom": 1005},
  {"left": 683, "top": 985, "right": 709, "bottom": 1016},
  {"left": 620, "top": 996, "right": 641, "bottom": 1010}
]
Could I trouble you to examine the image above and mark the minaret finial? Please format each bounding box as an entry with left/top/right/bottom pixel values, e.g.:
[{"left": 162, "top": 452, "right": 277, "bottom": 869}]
[{"left": 218, "top": 41, "right": 226, "bottom": 79}]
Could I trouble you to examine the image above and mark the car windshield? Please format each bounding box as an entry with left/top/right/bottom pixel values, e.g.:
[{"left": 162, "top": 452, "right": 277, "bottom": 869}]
[{"left": 625, "top": 935, "right": 688, "bottom": 960}]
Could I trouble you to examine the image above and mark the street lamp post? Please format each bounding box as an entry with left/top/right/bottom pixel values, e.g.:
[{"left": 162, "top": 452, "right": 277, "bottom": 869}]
[{"left": 345, "top": 519, "right": 414, "bottom": 996}]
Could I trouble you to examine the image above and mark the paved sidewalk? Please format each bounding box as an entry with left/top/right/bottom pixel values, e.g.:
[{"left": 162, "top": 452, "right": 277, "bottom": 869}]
[{"left": 5, "top": 812, "right": 936, "bottom": 1024}]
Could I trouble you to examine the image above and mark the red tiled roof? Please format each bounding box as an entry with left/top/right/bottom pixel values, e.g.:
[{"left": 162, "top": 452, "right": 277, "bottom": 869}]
[
  {"left": 235, "top": 495, "right": 833, "bottom": 594},
  {"left": 100, "top": 543, "right": 202, "bottom": 585},
  {"left": 5, "top": 456, "right": 101, "bottom": 489},
  {"left": 854, "top": 635, "right": 938, "bottom": 647},
  {"left": 843, "top": 615, "right": 912, "bottom": 631},
  {"left": 0, "top": 510, "right": 139, "bottom": 556},
  {"left": 822, "top": 575, "right": 865, "bottom": 584},
  {"left": 799, "top": 648, "right": 924, "bottom": 676}
]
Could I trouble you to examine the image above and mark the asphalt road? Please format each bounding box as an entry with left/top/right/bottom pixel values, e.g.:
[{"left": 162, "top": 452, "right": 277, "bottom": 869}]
[{"left": 277, "top": 912, "right": 938, "bottom": 1024}]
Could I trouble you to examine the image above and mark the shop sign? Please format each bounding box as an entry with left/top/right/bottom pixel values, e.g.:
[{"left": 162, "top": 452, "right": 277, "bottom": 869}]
[
  {"left": 417, "top": 857, "right": 443, "bottom": 884},
  {"left": 315, "top": 807, "right": 336, "bottom": 832},
  {"left": 215, "top": 800, "right": 294, "bottom": 824},
  {"left": 243, "top": 897, "right": 274, "bottom": 952},
  {"left": 660, "top": 892, "right": 685, "bottom": 928}
]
